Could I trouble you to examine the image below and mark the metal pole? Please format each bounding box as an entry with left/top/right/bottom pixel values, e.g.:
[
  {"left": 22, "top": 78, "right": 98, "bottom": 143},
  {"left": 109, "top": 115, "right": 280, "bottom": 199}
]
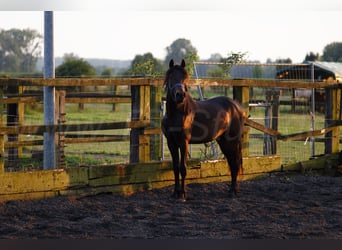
[
  {"left": 43, "top": 11, "right": 56, "bottom": 169},
  {"left": 310, "top": 63, "right": 315, "bottom": 158}
]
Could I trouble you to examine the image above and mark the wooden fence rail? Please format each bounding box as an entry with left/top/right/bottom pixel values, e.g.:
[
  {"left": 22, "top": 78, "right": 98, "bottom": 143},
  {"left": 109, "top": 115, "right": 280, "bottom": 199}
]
[
  {"left": 0, "top": 77, "right": 339, "bottom": 88},
  {"left": 0, "top": 121, "right": 149, "bottom": 135}
]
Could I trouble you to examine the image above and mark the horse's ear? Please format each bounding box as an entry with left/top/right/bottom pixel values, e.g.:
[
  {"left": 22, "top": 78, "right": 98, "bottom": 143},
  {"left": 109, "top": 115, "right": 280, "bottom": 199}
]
[
  {"left": 169, "top": 59, "right": 174, "bottom": 68},
  {"left": 181, "top": 59, "right": 186, "bottom": 68}
]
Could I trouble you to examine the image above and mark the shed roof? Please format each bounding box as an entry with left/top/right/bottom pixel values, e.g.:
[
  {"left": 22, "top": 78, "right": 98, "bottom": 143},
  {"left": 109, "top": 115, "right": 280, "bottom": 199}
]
[
  {"left": 276, "top": 61, "right": 342, "bottom": 82},
  {"left": 309, "top": 61, "right": 342, "bottom": 79}
]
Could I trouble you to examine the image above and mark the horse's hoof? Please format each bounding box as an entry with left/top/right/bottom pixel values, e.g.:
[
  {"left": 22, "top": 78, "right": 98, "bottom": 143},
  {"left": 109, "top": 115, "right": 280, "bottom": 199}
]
[
  {"left": 228, "top": 189, "right": 238, "bottom": 198},
  {"left": 171, "top": 192, "right": 178, "bottom": 199},
  {"left": 181, "top": 194, "right": 187, "bottom": 202},
  {"left": 171, "top": 191, "right": 186, "bottom": 201}
]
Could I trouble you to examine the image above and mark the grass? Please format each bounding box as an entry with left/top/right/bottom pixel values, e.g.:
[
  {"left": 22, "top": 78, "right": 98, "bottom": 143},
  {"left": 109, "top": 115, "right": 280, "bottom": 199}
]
[{"left": 13, "top": 103, "right": 132, "bottom": 169}]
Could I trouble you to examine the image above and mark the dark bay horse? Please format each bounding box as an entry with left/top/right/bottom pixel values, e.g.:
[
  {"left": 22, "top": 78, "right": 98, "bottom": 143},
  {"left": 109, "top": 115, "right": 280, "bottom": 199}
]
[{"left": 162, "top": 59, "right": 246, "bottom": 200}]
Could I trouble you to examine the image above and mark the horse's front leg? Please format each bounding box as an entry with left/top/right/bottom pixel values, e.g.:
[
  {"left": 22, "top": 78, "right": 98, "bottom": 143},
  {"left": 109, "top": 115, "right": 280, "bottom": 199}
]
[
  {"left": 167, "top": 140, "right": 180, "bottom": 198},
  {"left": 179, "top": 140, "right": 189, "bottom": 201}
]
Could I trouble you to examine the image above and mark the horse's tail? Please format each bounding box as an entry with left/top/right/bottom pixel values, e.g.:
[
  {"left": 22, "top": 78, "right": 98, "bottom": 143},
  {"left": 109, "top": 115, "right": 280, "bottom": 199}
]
[{"left": 233, "top": 100, "right": 245, "bottom": 176}]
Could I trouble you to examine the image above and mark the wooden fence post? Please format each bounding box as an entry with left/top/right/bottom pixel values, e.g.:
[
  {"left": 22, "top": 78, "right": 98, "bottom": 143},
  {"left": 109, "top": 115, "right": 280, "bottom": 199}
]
[
  {"left": 111, "top": 85, "right": 118, "bottom": 112},
  {"left": 233, "top": 86, "right": 250, "bottom": 156},
  {"left": 18, "top": 86, "right": 24, "bottom": 158},
  {"left": 325, "top": 86, "right": 341, "bottom": 154},
  {"left": 6, "top": 85, "right": 19, "bottom": 162},
  {"left": 55, "top": 90, "right": 66, "bottom": 168},
  {"left": 265, "top": 89, "right": 280, "bottom": 155},
  {"left": 150, "top": 85, "right": 162, "bottom": 161},
  {"left": 130, "top": 85, "right": 150, "bottom": 163},
  {"left": 0, "top": 86, "right": 4, "bottom": 175}
]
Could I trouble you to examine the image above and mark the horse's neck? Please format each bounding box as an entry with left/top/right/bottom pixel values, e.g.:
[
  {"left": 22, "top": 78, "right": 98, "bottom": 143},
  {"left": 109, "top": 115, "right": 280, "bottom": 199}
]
[{"left": 166, "top": 93, "right": 195, "bottom": 117}]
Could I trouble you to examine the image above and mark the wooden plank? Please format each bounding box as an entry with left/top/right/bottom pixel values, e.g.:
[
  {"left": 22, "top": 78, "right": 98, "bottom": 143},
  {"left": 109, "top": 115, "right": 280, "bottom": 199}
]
[
  {"left": 3, "top": 153, "right": 342, "bottom": 202},
  {"left": 139, "top": 134, "right": 150, "bottom": 163},
  {"left": 5, "top": 140, "right": 44, "bottom": 148},
  {"left": 3, "top": 96, "right": 42, "bottom": 104},
  {"left": 65, "top": 97, "right": 131, "bottom": 104},
  {"left": 130, "top": 85, "right": 151, "bottom": 163},
  {"left": 0, "top": 78, "right": 164, "bottom": 87},
  {"left": 0, "top": 77, "right": 338, "bottom": 89},
  {"left": 150, "top": 85, "right": 163, "bottom": 160},
  {"left": 0, "top": 86, "right": 4, "bottom": 175},
  {"left": 144, "top": 128, "right": 162, "bottom": 135},
  {"left": 283, "top": 153, "right": 339, "bottom": 173},
  {"left": 331, "top": 87, "right": 341, "bottom": 153},
  {"left": 0, "top": 120, "right": 150, "bottom": 135},
  {"left": 246, "top": 117, "right": 340, "bottom": 142},
  {"left": 245, "top": 118, "right": 281, "bottom": 136},
  {"left": 279, "top": 126, "right": 336, "bottom": 141},
  {"left": 64, "top": 135, "right": 130, "bottom": 144},
  {"left": 0, "top": 155, "right": 282, "bottom": 201},
  {"left": 0, "top": 134, "right": 4, "bottom": 175},
  {"left": 3, "top": 95, "right": 131, "bottom": 104},
  {"left": 4, "top": 135, "right": 130, "bottom": 148},
  {"left": 0, "top": 168, "right": 88, "bottom": 195}
]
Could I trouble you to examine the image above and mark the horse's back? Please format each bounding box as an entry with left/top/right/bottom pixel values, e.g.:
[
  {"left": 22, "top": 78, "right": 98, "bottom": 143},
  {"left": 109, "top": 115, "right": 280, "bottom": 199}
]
[{"left": 198, "top": 96, "right": 243, "bottom": 115}]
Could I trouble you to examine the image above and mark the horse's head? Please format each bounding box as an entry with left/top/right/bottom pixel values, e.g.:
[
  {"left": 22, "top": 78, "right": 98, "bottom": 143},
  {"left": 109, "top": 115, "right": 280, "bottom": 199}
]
[{"left": 164, "top": 59, "right": 189, "bottom": 104}]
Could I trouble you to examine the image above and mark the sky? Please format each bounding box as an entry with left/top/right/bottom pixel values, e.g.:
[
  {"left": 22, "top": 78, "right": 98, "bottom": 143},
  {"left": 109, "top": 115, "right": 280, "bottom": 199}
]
[{"left": 0, "top": 0, "right": 342, "bottom": 63}]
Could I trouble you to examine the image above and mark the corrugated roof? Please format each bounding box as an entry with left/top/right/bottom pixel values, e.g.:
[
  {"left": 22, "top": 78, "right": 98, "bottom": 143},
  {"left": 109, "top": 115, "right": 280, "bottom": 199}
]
[{"left": 309, "top": 61, "right": 342, "bottom": 79}]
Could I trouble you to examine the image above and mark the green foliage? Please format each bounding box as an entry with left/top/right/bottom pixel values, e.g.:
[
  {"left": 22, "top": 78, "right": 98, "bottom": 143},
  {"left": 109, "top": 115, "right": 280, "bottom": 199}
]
[
  {"left": 55, "top": 53, "right": 96, "bottom": 77},
  {"left": 184, "top": 51, "right": 199, "bottom": 77},
  {"left": 101, "top": 67, "right": 114, "bottom": 77},
  {"left": 321, "top": 42, "right": 342, "bottom": 62},
  {"left": 128, "top": 52, "right": 164, "bottom": 77},
  {"left": 0, "top": 28, "right": 42, "bottom": 72},
  {"left": 304, "top": 51, "right": 320, "bottom": 62},
  {"left": 208, "top": 51, "right": 247, "bottom": 78}
]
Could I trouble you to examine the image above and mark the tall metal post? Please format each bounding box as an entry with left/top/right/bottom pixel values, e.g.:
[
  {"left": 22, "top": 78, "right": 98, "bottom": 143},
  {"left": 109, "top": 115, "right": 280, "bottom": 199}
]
[
  {"left": 43, "top": 11, "right": 56, "bottom": 169},
  {"left": 310, "top": 63, "right": 315, "bottom": 158}
]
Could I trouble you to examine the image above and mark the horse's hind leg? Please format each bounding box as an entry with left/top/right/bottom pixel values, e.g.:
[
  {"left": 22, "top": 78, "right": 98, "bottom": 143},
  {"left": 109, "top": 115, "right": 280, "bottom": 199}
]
[{"left": 217, "top": 136, "right": 242, "bottom": 195}]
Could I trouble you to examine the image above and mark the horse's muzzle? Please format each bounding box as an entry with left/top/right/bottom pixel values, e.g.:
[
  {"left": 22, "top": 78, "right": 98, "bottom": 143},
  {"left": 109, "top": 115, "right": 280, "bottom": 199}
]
[{"left": 174, "top": 91, "right": 186, "bottom": 103}]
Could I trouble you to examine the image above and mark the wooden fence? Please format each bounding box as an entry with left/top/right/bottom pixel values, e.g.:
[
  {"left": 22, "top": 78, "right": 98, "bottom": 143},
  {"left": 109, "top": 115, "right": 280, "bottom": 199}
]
[{"left": 0, "top": 77, "right": 341, "bottom": 201}]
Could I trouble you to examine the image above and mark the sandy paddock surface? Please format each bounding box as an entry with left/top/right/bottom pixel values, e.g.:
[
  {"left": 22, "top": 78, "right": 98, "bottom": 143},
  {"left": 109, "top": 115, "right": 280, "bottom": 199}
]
[{"left": 0, "top": 173, "right": 341, "bottom": 239}]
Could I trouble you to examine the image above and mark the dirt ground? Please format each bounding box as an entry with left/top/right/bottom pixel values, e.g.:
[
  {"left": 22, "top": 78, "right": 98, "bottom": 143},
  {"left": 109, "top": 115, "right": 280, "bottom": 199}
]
[{"left": 0, "top": 172, "right": 341, "bottom": 239}]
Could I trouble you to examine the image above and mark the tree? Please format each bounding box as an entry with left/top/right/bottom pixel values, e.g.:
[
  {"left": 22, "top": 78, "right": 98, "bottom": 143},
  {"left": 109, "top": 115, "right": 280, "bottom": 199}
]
[
  {"left": 164, "top": 38, "right": 198, "bottom": 65},
  {"left": 304, "top": 51, "right": 320, "bottom": 62},
  {"left": 128, "top": 52, "right": 164, "bottom": 77},
  {"left": 266, "top": 58, "right": 292, "bottom": 64},
  {"left": 184, "top": 51, "right": 199, "bottom": 77},
  {"left": 208, "top": 53, "right": 223, "bottom": 62},
  {"left": 101, "top": 67, "right": 114, "bottom": 77},
  {"left": 275, "top": 58, "right": 292, "bottom": 64},
  {"left": 321, "top": 42, "right": 342, "bottom": 62},
  {"left": 208, "top": 52, "right": 247, "bottom": 78},
  {"left": 0, "top": 28, "right": 42, "bottom": 72},
  {"left": 56, "top": 54, "right": 96, "bottom": 111},
  {"left": 55, "top": 53, "right": 96, "bottom": 77}
]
